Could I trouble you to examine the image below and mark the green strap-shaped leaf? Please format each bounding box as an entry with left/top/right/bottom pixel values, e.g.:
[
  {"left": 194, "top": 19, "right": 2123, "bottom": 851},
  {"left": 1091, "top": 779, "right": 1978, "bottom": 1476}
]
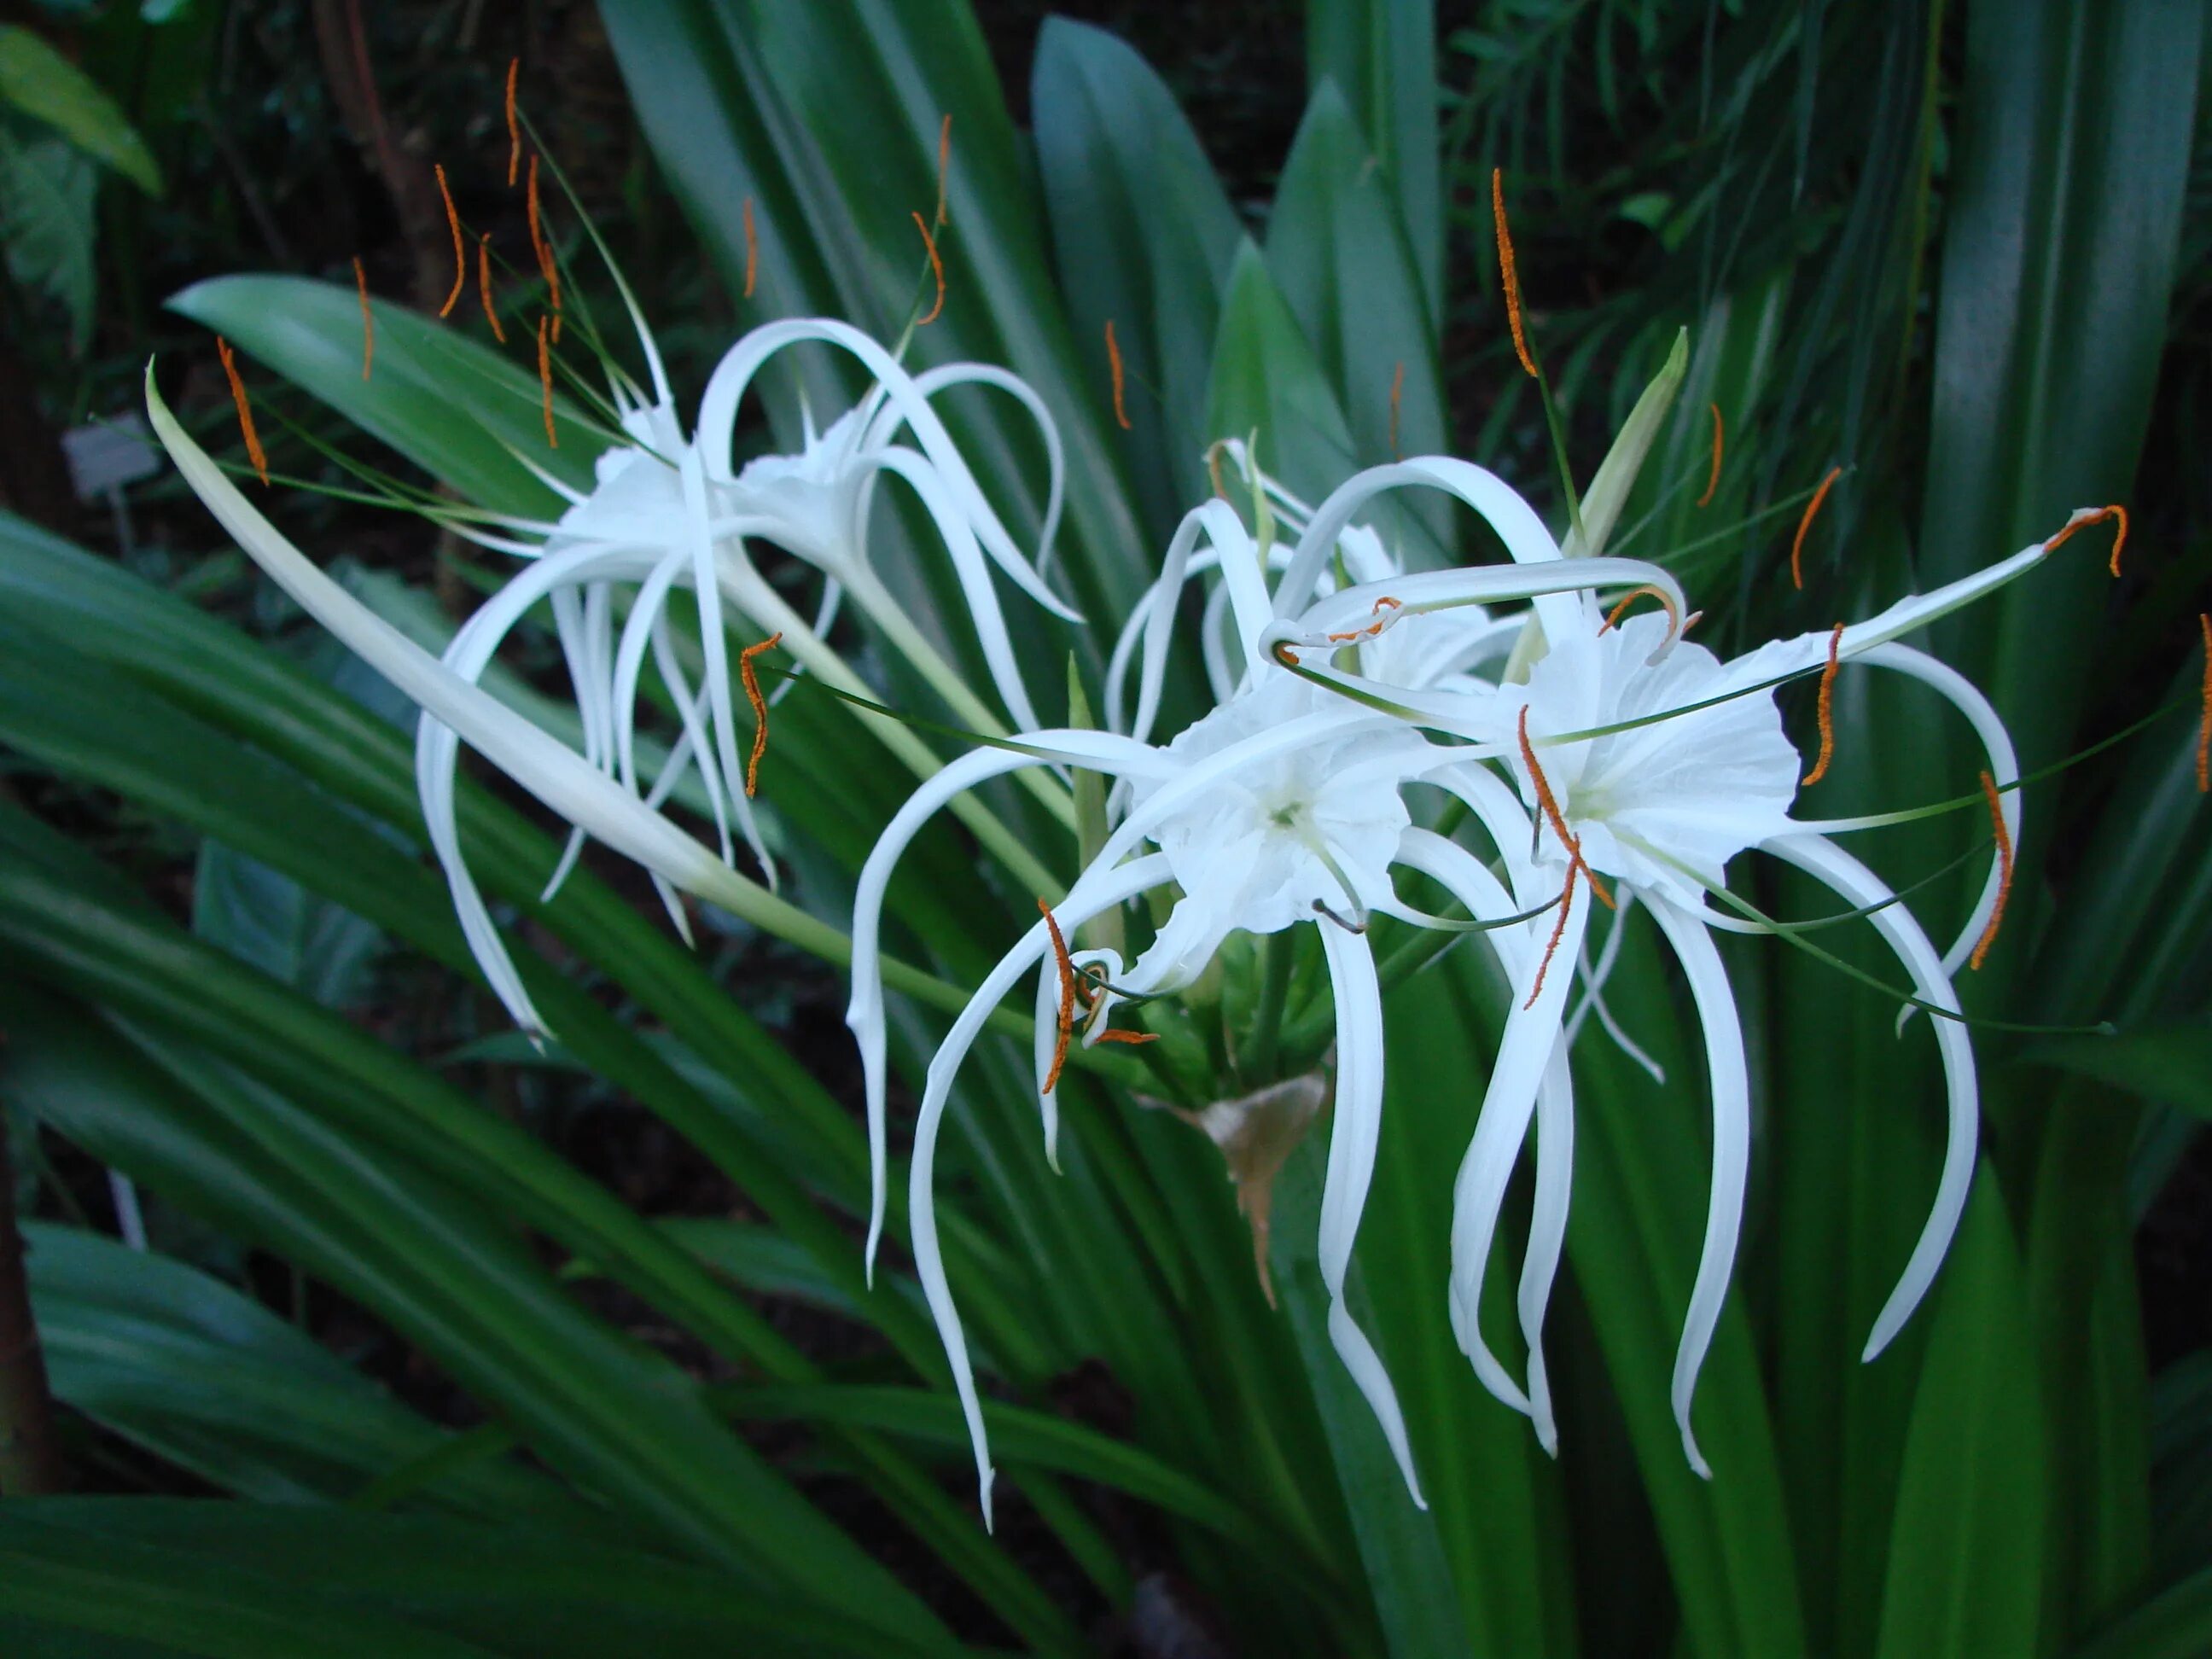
[
  {"left": 1302, "top": 0, "right": 1439, "bottom": 327},
  {"left": 1205, "top": 239, "right": 1359, "bottom": 511},
  {"left": 0, "top": 25, "right": 161, "bottom": 194}
]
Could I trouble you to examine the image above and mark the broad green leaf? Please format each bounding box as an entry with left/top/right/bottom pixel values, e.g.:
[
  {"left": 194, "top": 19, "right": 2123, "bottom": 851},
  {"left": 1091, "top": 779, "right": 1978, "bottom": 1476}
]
[
  {"left": 0, "top": 24, "right": 160, "bottom": 191},
  {"left": 1873, "top": 1172, "right": 2047, "bottom": 1658},
  {"left": 26, "top": 1224, "right": 582, "bottom": 1526},
  {"left": 1204, "top": 239, "right": 1359, "bottom": 511},
  {"left": 192, "top": 841, "right": 383, "bottom": 1010},
  {"left": 1304, "top": 0, "right": 1439, "bottom": 325},
  {"left": 1032, "top": 16, "right": 1243, "bottom": 544},
  {"left": 2027, "top": 1027, "right": 2212, "bottom": 1121},
  {"left": 2071, "top": 1567, "right": 2212, "bottom": 1659}
]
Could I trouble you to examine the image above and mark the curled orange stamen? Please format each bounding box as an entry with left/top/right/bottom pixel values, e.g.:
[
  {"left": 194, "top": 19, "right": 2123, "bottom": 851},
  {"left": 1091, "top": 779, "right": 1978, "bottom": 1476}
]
[
  {"left": 1597, "top": 585, "right": 1678, "bottom": 636},
  {"left": 1525, "top": 866, "right": 1576, "bottom": 1010},
  {"left": 1271, "top": 640, "right": 1301, "bottom": 669},
  {"left": 215, "top": 337, "right": 269, "bottom": 487},
  {"left": 435, "top": 163, "right": 465, "bottom": 318},
  {"left": 742, "top": 196, "right": 758, "bottom": 299},
  {"left": 1800, "top": 622, "right": 1845, "bottom": 787},
  {"left": 2196, "top": 613, "right": 2209, "bottom": 795},
  {"left": 535, "top": 314, "right": 557, "bottom": 449},
  {"left": 1106, "top": 319, "right": 1131, "bottom": 430},
  {"left": 352, "top": 256, "right": 373, "bottom": 381},
  {"left": 1388, "top": 360, "right": 1405, "bottom": 460},
  {"left": 1039, "top": 899, "right": 1078, "bottom": 1094},
  {"left": 1969, "top": 770, "right": 2013, "bottom": 971},
  {"left": 934, "top": 114, "right": 952, "bottom": 228},
  {"left": 504, "top": 59, "right": 521, "bottom": 188},
  {"left": 2042, "top": 504, "right": 2129, "bottom": 577},
  {"left": 1493, "top": 167, "right": 1537, "bottom": 378},
  {"left": 475, "top": 235, "right": 506, "bottom": 343},
  {"left": 1516, "top": 707, "right": 1615, "bottom": 911},
  {"left": 911, "top": 211, "right": 945, "bottom": 325},
  {"left": 739, "top": 632, "right": 783, "bottom": 797},
  {"left": 1697, "top": 402, "right": 1723, "bottom": 508},
  {"left": 1095, "top": 1027, "right": 1157, "bottom": 1046},
  {"left": 1790, "top": 465, "right": 1841, "bottom": 591},
  {"left": 1326, "top": 596, "right": 1403, "bottom": 643},
  {"left": 527, "top": 155, "right": 562, "bottom": 341}
]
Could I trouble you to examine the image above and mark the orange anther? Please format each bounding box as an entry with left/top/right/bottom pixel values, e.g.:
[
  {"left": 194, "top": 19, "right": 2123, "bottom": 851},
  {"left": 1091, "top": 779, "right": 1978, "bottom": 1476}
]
[
  {"left": 352, "top": 256, "right": 373, "bottom": 381},
  {"left": 1697, "top": 402, "right": 1723, "bottom": 508},
  {"left": 1094, "top": 1027, "right": 1157, "bottom": 1046},
  {"left": 1105, "top": 319, "right": 1130, "bottom": 430},
  {"left": 934, "top": 114, "right": 952, "bottom": 228},
  {"left": 739, "top": 632, "right": 783, "bottom": 797},
  {"left": 504, "top": 58, "right": 521, "bottom": 188},
  {"left": 911, "top": 211, "right": 945, "bottom": 325},
  {"left": 535, "top": 313, "right": 557, "bottom": 449},
  {"left": 527, "top": 154, "right": 562, "bottom": 342},
  {"left": 215, "top": 336, "right": 269, "bottom": 487},
  {"left": 1039, "top": 899, "right": 1078, "bottom": 1094},
  {"left": 1801, "top": 623, "right": 1845, "bottom": 787},
  {"left": 435, "top": 162, "right": 466, "bottom": 319},
  {"left": 742, "top": 196, "right": 758, "bottom": 299},
  {"left": 1790, "top": 465, "right": 1841, "bottom": 591},
  {"left": 2196, "top": 613, "right": 2209, "bottom": 795},
  {"left": 1388, "top": 360, "right": 1405, "bottom": 461},
  {"left": 475, "top": 234, "right": 506, "bottom": 344},
  {"left": 1492, "top": 168, "right": 1537, "bottom": 379},
  {"left": 1525, "top": 865, "right": 1576, "bottom": 1010},
  {"left": 1207, "top": 440, "right": 1229, "bottom": 502},
  {"left": 2042, "top": 504, "right": 2129, "bottom": 577},
  {"left": 1516, "top": 707, "right": 1615, "bottom": 911},
  {"left": 1969, "top": 770, "right": 2013, "bottom": 970},
  {"left": 1271, "top": 640, "right": 1301, "bottom": 669},
  {"left": 1597, "top": 584, "right": 1678, "bottom": 636},
  {"left": 1326, "top": 595, "right": 1403, "bottom": 643}
]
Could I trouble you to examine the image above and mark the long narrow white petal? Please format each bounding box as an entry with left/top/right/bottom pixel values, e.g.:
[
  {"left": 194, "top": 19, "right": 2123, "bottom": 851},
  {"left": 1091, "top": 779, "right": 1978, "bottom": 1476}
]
[
  {"left": 1789, "top": 642, "right": 2021, "bottom": 988},
  {"left": 1641, "top": 895, "right": 1751, "bottom": 1478},
  {"left": 909, "top": 853, "right": 1172, "bottom": 1528},
  {"left": 893, "top": 362, "right": 1068, "bottom": 586},
  {"left": 1765, "top": 833, "right": 1978, "bottom": 1359},
  {"left": 1315, "top": 921, "right": 1427, "bottom": 1506}
]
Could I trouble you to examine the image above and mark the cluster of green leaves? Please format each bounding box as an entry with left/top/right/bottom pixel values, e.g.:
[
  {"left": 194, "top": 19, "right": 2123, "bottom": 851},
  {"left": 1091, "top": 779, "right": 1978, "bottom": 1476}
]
[{"left": 0, "top": 1, "right": 2207, "bottom": 1655}]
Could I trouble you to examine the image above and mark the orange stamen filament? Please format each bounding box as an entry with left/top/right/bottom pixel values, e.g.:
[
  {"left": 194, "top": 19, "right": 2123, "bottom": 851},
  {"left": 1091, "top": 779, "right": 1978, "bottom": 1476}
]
[
  {"left": 1697, "top": 402, "right": 1723, "bottom": 508},
  {"left": 1493, "top": 167, "right": 1537, "bottom": 378},
  {"left": 535, "top": 315, "right": 556, "bottom": 449},
  {"left": 2196, "top": 613, "right": 2209, "bottom": 795},
  {"left": 1790, "top": 466, "right": 1841, "bottom": 591},
  {"left": 216, "top": 337, "right": 270, "bottom": 486},
  {"left": 1516, "top": 707, "right": 1615, "bottom": 911},
  {"left": 527, "top": 155, "right": 562, "bottom": 341},
  {"left": 1388, "top": 360, "right": 1405, "bottom": 460},
  {"left": 352, "top": 256, "right": 373, "bottom": 381},
  {"left": 1969, "top": 771, "right": 2013, "bottom": 971},
  {"left": 1039, "top": 899, "right": 1078, "bottom": 1094},
  {"left": 1106, "top": 319, "right": 1130, "bottom": 430},
  {"left": 1326, "top": 596, "right": 1403, "bottom": 644},
  {"left": 739, "top": 632, "right": 783, "bottom": 796},
  {"left": 911, "top": 211, "right": 945, "bottom": 325},
  {"left": 934, "top": 114, "right": 952, "bottom": 228},
  {"left": 1597, "top": 585, "right": 1679, "bottom": 636},
  {"left": 475, "top": 235, "right": 506, "bottom": 343},
  {"left": 504, "top": 59, "right": 521, "bottom": 188},
  {"left": 742, "top": 196, "right": 758, "bottom": 299},
  {"left": 1525, "top": 866, "right": 1576, "bottom": 1010},
  {"left": 2042, "top": 504, "right": 2129, "bottom": 577},
  {"left": 1801, "top": 622, "right": 1844, "bottom": 787},
  {"left": 435, "top": 163, "right": 465, "bottom": 318}
]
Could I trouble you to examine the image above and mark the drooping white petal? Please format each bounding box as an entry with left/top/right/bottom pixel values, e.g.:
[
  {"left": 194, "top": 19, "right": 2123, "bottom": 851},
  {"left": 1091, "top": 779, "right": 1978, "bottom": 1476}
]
[
  {"left": 1640, "top": 894, "right": 1751, "bottom": 1479},
  {"left": 1764, "top": 833, "right": 1978, "bottom": 1359},
  {"left": 891, "top": 362, "right": 1068, "bottom": 586},
  {"left": 1315, "top": 920, "right": 1428, "bottom": 1506},
  {"left": 907, "top": 853, "right": 1173, "bottom": 1528}
]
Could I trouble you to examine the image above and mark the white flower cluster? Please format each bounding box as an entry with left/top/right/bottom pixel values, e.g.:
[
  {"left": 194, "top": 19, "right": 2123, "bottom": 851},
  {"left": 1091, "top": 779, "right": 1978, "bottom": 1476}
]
[{"left": 154, "top": 312, "right": 2106, "bottom": 1532}]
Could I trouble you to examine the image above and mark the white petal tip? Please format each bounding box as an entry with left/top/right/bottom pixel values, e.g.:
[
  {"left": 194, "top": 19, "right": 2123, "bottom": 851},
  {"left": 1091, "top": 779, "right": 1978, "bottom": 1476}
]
[
  {"left": 524, "top": 1027, "right": 550, "bottom": 1057},
  {"left": 980, "top": 1470, "right": 997, "bottom": 1533},
  {"left": 1537, "top": 1424, "right": 1560, "bottom": 1459}
]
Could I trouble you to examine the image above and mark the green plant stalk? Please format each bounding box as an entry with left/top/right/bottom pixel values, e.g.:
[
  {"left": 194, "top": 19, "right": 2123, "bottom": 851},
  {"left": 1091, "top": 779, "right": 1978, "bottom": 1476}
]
[{"left": 0, "top": 1126, "right": 65, "bottom": 1496}]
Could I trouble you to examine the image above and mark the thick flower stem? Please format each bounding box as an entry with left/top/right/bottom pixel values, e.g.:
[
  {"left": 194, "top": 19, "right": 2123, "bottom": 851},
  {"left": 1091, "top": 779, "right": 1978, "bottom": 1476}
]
[
  {"left": 0, "top": 1132, "right": 63, "bottom": 1495},
  {"left": 1244, "top": 928, "right": 1297, "bottom": 1086}
]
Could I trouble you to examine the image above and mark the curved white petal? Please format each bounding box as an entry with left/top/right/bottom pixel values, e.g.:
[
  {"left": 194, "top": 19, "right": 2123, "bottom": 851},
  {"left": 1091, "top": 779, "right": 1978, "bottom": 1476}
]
[
  {"left": 1641, "top": 894, "right": 1751, "bottom": 1479},
  {"left": 1764, "top": 833, "right": 1978, "bottom": 1359},
  {"left": 908, "top": 853, "right": 1173, "bottom": 1528},
  {"left": 893, "top": 361, "right": 1068, "bottom": 588},
  {"left": 1315, "top": 920, "right": 1427, "bottom": 1507}
]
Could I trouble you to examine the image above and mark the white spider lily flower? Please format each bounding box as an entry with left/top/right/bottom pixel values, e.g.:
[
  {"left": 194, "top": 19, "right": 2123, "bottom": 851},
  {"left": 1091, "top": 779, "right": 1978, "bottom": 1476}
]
[
  {"left": 847, "top": 493, "right": 1691, "bottom": 1525},
  {"left": 1279, "top": 508, "right": 2117, "bottom": 1477}
]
